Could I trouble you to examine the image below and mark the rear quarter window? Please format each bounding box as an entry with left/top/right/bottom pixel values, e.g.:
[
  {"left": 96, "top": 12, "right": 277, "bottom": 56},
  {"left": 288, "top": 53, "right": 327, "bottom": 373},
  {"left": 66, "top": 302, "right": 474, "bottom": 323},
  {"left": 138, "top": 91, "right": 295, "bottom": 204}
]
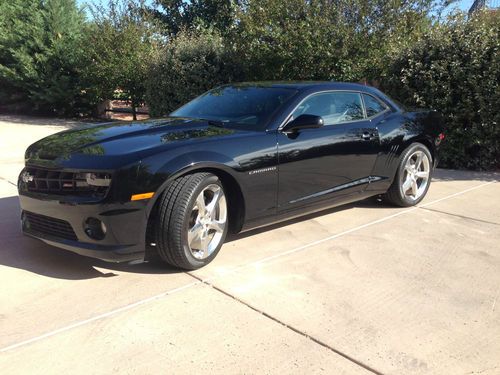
[{"left": 363, "top": 94, "right": 387, "bottom": 117}]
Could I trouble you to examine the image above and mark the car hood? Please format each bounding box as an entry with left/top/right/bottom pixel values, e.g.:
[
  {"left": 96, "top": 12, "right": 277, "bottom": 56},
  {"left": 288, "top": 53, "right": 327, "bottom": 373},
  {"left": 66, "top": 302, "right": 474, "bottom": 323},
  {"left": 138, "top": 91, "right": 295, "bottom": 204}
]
[{"left": 25, "top": 117, "right": 244, "bottom": 168}]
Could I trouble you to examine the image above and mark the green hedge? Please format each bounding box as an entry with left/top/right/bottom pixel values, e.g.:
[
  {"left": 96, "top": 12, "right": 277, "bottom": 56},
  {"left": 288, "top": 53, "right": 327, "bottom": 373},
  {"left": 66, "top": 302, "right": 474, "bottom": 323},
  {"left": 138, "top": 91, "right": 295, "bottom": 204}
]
[
  {"left": 145, "top": 12, "right": 499, "bottom": 171},
  {"left": 383, "top": 13, "right": 499, "bottom": 171},
  {"left": 145, "top": 30, "right": 242, "bottom": 117}
]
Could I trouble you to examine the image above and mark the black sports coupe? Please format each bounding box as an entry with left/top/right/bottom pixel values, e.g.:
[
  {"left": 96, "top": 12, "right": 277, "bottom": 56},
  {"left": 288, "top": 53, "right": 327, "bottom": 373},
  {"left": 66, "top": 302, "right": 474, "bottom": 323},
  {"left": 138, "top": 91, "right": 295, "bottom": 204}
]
[{"left": 18, "top": 82, "right": 445, "bottom": 269}]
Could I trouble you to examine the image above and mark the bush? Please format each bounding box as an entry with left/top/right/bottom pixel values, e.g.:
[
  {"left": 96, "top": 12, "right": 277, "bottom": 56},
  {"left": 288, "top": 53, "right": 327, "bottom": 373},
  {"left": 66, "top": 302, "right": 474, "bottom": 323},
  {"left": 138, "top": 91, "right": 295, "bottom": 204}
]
[
  {"left": 0, "top": 0, "right": 87, "bottom": 116},
  {"left": 231, "top": 0, "right": 434, "bottom": 83},
  {"left": 384, "top": 12, "right": 500, "bottom": 170},
  {"left": 145, "top": 30, "right": 241, "bottom": 116},
  {"left": 80, "top": 0, "right": 159, "bottom": 119}
]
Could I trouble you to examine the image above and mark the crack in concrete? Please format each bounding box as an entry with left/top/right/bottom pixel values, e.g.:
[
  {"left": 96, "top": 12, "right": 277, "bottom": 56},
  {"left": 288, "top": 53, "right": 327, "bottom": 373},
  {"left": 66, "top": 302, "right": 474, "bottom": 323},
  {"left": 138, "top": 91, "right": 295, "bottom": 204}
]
[
  {"left": 0, "top": 176, "right": 17, "bottom": 187},
  {"left": 419, "top": 206, "right": 499, "bottom": 226},
  {"left": 187, "top": 272, "right": 384, "bottom": 375}
]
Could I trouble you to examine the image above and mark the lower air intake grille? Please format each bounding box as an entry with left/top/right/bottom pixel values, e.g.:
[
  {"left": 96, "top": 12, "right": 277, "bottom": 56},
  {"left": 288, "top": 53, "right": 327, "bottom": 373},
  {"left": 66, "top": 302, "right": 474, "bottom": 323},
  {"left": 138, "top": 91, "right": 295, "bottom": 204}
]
[{"left": 23, "top": 211, "right": 78, "bottom": 241}]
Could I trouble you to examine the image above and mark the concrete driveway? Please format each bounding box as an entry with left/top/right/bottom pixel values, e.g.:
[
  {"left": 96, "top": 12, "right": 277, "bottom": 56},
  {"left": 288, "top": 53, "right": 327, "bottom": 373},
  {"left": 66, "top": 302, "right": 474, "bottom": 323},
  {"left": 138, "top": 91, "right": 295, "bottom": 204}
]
[{"left": 1, "top": 116, "right": 499, "bottom": 374}]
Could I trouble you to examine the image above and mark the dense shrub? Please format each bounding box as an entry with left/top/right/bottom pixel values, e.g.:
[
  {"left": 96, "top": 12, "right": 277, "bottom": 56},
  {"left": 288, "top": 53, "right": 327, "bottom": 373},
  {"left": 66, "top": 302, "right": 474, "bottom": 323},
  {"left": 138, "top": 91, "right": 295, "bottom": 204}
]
[
  {"left": 383, "top": 12, "right": 499, "bottom": 170},
  {"left": 145, "top": 30, "right": 242, "bottom": 116},
  {"left": 80, "top": 1, "right": 159, "bottom": 119},
  {"left": 231, "top": 0, "right": 434, "bottom": 82},
  {"left": 0, "top": 0, "right": 87, "bottom": 115},
  {"left": 145, "top": 0, "right": 434, "bottom": 116}
]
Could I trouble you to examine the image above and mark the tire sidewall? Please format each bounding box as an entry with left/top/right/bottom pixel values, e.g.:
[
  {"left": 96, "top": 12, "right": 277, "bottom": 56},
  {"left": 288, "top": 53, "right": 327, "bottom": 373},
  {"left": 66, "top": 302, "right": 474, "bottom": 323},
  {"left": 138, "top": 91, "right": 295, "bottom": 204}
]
[{"left": 179, "top": 175, "right": 228, "bottom": 268}]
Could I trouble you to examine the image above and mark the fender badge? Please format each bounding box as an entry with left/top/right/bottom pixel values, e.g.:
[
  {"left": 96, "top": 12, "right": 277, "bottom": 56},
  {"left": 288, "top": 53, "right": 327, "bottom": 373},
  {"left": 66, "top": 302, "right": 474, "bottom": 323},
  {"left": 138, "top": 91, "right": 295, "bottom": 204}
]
[{"left": 248, "top": 166, "right": 277, "bottom": 175}]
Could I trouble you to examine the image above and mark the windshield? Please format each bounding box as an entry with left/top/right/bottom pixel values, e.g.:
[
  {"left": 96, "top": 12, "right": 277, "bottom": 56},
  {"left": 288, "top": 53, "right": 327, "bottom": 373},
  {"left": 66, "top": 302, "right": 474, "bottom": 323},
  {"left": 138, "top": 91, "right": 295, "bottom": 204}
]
[{"left": 170, "top": 86, "right": 298, "bottom": 129}]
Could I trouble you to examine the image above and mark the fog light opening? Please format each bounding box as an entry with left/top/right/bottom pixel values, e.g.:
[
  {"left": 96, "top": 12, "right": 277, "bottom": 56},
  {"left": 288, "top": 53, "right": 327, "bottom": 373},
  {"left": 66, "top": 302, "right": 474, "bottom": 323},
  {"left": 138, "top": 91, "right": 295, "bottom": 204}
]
[
  {"left": 84, "top": 217, "right": 106, "bottom": 240},
  {"left": 21, "top": 211, "right": 30, "bottom": 230}
]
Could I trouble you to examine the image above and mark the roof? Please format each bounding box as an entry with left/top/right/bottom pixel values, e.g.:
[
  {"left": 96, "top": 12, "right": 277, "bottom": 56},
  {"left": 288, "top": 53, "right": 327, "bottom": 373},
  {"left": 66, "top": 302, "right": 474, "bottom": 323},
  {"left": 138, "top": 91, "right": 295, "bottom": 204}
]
[{"left": 228, "top": 81, "right": 371, "bottom": 91}]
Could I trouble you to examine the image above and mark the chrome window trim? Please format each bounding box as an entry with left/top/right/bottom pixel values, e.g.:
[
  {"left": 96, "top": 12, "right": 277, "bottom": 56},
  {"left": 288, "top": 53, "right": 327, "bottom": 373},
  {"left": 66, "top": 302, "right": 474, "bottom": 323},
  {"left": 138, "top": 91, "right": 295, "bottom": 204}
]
[{"left": 278, "top": 89, "right": 390, "bottom": 130}]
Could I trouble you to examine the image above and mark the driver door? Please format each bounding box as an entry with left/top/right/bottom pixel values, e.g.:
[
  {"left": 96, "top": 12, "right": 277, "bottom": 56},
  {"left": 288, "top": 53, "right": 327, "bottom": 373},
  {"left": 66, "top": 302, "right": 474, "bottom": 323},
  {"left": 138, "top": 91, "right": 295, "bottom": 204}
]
[{"left": 277, "top": 91, "right": 380, "bottom": 213}]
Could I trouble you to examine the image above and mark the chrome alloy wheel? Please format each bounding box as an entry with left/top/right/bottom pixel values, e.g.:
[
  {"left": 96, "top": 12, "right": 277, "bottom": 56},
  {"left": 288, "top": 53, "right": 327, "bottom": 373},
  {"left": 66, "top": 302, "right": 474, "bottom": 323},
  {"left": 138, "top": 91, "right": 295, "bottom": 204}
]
[
  {"left": 187, "top": 184, "right": 227, "bottom": 259},
  {"left": 401, "top": 150, "right": 430, "bottom": 201}
]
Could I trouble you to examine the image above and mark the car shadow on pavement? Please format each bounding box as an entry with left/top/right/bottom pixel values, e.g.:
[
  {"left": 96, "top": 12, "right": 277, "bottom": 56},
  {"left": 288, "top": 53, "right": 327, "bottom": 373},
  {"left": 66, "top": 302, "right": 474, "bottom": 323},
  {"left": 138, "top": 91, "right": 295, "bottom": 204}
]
[
  {"left": 0, "top": 196, "right": 180, "bottom": 280},
  {"left": 6, "top": 168, "right": 488, "bottom": 281},
  {"left": 225, "top": 198, "right": 389, "bottom": 242},
  {"left": 0, "top": 194, "right": 391, "bottom": 280}
]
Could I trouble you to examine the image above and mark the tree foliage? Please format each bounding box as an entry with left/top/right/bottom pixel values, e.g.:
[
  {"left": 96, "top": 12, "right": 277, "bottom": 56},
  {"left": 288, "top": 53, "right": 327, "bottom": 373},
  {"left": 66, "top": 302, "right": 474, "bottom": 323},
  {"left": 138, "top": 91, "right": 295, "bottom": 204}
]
[
  {"left": 232, "top": 0, "right": 436, "bottom": 82},
  {"left": 151, "top": 0, "right": 237, "bottom": 35},
  {"left": 0, "top": 0, "right": 86, "bottom": 115},
  {"left": 146, "top": 29, "right": 242, "bottom": 116},
  {"left": 80, "top": 0, "right": 159, "bottom": 119},
  {"left": 146, "top": 1, "right": 439, "bottom": 114}
]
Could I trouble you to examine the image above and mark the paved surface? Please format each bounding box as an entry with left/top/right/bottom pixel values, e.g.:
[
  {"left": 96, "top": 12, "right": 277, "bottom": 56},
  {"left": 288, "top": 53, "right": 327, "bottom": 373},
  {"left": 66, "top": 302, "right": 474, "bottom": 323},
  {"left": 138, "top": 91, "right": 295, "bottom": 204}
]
[{"left": 0, "top": 116, "right": 499, "bottom": 374}]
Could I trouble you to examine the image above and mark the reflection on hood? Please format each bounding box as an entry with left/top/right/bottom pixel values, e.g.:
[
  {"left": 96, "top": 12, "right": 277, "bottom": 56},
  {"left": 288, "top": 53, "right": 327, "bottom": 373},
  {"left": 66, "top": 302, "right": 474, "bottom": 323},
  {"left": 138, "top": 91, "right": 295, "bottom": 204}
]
[{"left": 161, "top": 127, "right": 232, "bottom": 143}]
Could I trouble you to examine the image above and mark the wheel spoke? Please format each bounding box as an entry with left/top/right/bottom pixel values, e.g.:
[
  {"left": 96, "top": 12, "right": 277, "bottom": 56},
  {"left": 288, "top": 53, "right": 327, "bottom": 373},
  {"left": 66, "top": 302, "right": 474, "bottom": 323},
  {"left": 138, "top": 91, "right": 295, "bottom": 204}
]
[
  {"left": 195, "top": 192, "right": 206, "bottom": 216},
  {"left": 415, "top": 152, "right": 423, "bottom": 169},
  {"left": 402, "top": 177, "right": 413, "bottom": 193},
  {"left": 199, "top": 233, "right": 211, "bottom": 257},
  {"left": 411, "top": 179, "right": 418, "bottom": 197},
  {"left": 205, "top": 186, "right": 221, "bottom": 216},
  {"left": 208, "top": 219, "right": 225, "bottom": 233},
  {"left": 188, "top": 222, "right": 203, "bottom": 248},
  {"left": 187, "top": 183, "right": 226, "bottom": 260},
  {"left": 415, "top": 171, "right": 429, "bottom": 179}
]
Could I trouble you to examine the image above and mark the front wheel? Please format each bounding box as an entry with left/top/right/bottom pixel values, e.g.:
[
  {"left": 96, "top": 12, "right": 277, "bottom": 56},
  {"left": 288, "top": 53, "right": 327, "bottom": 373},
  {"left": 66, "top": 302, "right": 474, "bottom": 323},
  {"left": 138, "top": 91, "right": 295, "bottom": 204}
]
[
  {"left": 384, "top": 143, "right": 432, "bottom": 207},
  {"left": 155, "top": 173, "right": 228, "bottom": 270}
]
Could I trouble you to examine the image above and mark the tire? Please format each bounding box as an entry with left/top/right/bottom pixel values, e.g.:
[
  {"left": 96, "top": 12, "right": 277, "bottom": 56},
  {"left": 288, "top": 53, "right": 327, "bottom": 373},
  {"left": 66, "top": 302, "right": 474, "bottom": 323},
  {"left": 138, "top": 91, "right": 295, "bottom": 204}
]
[
  {"left": 155, "top": 173, "right": 229, "bottom": 270},
  {"left": 384, "top": 143, "right": 433, "bottom": 207}
]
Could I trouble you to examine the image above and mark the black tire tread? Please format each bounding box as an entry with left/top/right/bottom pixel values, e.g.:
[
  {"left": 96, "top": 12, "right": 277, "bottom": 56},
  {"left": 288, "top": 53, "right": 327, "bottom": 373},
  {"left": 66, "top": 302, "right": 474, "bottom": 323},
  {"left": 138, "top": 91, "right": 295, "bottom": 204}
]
[{"left": 155, "top": 173, "right": 212, "bottom": 269}]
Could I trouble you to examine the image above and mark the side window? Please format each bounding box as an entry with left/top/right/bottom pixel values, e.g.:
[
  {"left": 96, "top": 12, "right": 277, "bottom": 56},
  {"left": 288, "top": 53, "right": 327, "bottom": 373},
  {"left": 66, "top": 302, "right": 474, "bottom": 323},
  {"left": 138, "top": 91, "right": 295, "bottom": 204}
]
[
  {"left": 363, "top": 94, "right": 387, "bottom": 117},
  {"left": 291, "top": 92, "right": 364, "bottom": 125}
]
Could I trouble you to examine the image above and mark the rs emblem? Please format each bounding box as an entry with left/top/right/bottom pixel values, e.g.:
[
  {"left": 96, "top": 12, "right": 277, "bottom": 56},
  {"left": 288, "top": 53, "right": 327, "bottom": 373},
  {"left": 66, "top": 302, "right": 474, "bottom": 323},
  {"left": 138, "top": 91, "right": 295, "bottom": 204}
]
[{"left": 21, "top": 171, "right": 34, "bottom": 183}]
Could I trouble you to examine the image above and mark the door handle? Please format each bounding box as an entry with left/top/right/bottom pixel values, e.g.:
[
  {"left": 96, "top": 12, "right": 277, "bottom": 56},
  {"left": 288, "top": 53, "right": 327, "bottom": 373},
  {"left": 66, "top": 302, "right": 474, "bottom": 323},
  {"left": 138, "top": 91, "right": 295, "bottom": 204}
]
[{"left": 361, "top": 131, "right": 375, "bottom": 140}]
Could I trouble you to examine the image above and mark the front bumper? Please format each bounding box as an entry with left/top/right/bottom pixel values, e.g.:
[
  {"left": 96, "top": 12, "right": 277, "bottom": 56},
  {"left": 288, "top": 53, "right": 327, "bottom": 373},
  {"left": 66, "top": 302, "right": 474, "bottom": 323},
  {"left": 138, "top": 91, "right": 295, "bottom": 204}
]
[{"left": 19, "top": 194, "right": 148, "bottom": 263}]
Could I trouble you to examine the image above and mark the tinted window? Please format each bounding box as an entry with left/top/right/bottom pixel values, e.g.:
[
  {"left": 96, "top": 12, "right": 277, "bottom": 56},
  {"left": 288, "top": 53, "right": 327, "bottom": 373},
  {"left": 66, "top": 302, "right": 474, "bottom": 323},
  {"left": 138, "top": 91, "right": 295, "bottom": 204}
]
[
  {"left": 363, "top": 94, "right": 386, "bottom": 117},
  {"left": 171, "top": 86, "right": 297, "bottom": 129},
  {"left": 291, "top": 92, "right": 364, "bottom": 125}
]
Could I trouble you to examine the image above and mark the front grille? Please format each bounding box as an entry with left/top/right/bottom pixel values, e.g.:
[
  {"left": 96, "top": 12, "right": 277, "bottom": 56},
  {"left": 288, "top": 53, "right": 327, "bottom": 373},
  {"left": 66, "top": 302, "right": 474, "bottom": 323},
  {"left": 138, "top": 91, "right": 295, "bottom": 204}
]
[
  {"left": 23, "top": 211, "right": 78, "bottom": 241},
  {"left": 22, "top": 167, "right": 109, "bottom": 198}
]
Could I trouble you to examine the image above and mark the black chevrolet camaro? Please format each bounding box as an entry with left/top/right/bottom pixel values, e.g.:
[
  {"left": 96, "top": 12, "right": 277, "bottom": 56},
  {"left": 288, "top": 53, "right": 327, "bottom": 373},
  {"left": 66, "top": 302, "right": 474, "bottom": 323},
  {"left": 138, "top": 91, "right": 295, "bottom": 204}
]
[{"left": 18, "top": 82, "right": 444, "bottom": 269}]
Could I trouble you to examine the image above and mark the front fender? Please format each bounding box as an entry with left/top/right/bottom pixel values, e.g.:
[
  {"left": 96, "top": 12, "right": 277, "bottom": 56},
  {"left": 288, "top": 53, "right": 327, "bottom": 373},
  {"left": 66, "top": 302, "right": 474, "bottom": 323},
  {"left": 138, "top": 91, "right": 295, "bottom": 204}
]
[
  {"left": 137, "top": 131, "right": 279, "bottom": 228},
  {"left": 142, "top": 150, "right": 243, "bottom": 216}
]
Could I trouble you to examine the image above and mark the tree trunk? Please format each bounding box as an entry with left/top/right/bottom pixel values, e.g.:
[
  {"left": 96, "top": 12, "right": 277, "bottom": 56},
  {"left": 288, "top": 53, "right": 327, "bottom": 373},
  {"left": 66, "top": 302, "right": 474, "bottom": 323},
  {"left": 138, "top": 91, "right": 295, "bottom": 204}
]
[{"left": 132, "top": 104, "right": 137, "bottom": 121}]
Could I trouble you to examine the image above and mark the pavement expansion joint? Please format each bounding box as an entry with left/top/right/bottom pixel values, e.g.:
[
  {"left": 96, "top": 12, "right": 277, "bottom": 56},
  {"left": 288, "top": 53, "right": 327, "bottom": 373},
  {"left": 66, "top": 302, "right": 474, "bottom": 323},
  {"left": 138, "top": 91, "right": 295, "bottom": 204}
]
[
  {"left": 187, "top": 272, "right": 385, "bottom": 375},
  {"left": 418, "top": 206, "right": 499, "bottom": 226},
  {"left": 0, "top": 176, "right": 17, "bottom": 187}
]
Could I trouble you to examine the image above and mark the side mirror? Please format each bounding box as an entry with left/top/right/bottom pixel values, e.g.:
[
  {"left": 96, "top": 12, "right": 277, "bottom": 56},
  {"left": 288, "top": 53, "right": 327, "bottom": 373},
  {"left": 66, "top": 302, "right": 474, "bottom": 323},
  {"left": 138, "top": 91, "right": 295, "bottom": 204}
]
[{"left": 281, "top": 114, "right": 324, "bottom": 134}]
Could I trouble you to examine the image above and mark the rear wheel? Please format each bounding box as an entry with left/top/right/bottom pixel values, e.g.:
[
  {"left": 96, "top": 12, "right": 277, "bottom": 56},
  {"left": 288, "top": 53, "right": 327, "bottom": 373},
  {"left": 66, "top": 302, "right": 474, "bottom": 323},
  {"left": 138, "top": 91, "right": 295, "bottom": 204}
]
[
  {"left": 384, "top": 143, "right": 432, "bottom": 207},
  {"left": 155, "top": 173, "right": 228, "bottom": 270}
]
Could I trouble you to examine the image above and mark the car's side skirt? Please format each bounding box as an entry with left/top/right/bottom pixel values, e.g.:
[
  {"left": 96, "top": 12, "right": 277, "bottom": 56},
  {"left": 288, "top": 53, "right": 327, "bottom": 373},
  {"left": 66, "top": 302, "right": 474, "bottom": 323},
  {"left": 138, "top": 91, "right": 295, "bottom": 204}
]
[
  {"left": 240, "top": 189, "right": 381, "bottom": 233},
  {"left": 289, "top": 176, "right": 384, "bottom": 204}
]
